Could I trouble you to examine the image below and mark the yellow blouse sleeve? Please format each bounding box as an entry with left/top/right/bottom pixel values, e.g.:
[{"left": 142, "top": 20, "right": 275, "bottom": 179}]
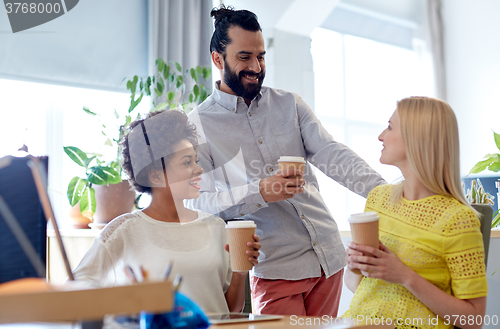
[{"left": 443, "top": 207, "right": 488, "bottom": 299}]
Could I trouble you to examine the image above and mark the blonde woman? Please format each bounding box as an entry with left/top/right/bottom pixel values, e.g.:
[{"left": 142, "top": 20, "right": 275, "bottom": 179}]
[{"left": 344, "top": 97, "right": 487, "bottom": 329}]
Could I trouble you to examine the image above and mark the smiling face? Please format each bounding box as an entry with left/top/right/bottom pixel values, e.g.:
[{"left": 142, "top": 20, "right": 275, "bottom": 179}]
[
  {"left": 164, "top": 139, "right": 203, "bottom": 201},
  {"left": 378, "top": 110, "right": 407, "bottom": 168},
  {"left": 213, "top": 26, "right": 266, "bottom": 100}
]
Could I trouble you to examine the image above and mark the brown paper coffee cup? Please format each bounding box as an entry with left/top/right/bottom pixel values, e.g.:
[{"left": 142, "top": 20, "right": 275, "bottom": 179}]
[
  {"left": 348, "top": 212, "right": 379, "bottom": 275},
  {"left": 278, "top": 156, "right": 305, "bottom": 179},
  {"left": 226, "top": 221, "right": 256, "bottom": 272}
]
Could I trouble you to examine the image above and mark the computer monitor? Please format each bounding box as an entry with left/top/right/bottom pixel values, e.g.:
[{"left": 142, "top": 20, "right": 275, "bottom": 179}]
[{"left": 0, "top": 156, "right": 48, "bottom": 283}]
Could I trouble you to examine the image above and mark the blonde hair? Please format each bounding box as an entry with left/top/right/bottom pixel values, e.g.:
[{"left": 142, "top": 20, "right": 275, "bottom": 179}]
[{"left": 392, "top": 97, "right": 473, "bottom": 210}]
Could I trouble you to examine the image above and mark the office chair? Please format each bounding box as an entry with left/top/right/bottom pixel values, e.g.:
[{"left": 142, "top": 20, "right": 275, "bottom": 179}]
[{"left": 471, "top": 203, "right": 493, "bottom": 268}]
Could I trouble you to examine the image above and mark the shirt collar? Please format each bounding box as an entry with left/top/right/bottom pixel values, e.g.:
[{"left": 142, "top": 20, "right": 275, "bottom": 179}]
[{"left": 213, "top": 80, "right": 263, "bottom": 113}]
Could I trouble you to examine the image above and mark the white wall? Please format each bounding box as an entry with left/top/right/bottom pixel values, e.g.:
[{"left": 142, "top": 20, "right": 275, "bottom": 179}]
[
  {"left": 263, "top": 29, "right": 315, "bottom": 108},
  {"left": 442, "top": 0, "right": 500, "bottom": 322},
  {"left": 442, "top": 0, "right": 500, "bottom": 176}
]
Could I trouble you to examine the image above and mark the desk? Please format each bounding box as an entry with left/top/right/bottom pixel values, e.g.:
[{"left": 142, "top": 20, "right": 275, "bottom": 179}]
[
  {"left": 210, "top": 316, "right": 393, "bottom": 329},
  {"left": 0, "top": 316, "right": 393, "bottom": 329},
  {"left": 0, "top": 324, "right": 73, "bottom": 329}
]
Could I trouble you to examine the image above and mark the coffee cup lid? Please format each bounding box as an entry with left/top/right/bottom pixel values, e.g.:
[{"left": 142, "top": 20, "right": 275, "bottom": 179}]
[
  {"left": 348, "top": 212, "right": 379, "bottom": 223},
  {"left": 278, "top": 156, "right": 305, "bottom": 163},
  {"left": 225, "top": 220, "right": 256, "bottom": 228}
]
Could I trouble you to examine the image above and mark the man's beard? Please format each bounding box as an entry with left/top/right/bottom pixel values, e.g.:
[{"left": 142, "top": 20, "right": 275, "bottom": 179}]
[{"left": 223, "top": 63, "right": 265, "bottom": 100}]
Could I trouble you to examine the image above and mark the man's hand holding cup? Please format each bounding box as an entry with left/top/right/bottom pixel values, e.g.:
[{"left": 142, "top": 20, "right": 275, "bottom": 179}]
[{"left": 259, "top": 156, "right": 306, "bottom": 203}]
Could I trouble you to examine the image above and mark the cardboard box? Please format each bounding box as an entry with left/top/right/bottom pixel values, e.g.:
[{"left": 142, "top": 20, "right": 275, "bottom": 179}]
[{"left": 0, "top": 279, "right": 172, "bottom": 324}]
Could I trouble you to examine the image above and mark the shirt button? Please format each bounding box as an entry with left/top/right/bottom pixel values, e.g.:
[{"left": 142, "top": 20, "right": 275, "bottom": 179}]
[
  {"left": 248, "top": 112, "right": 252, "bottom": 116},
  {"left": 258, "top": 140, "right": 263, "bottom": 144},
  {"left": 301, "top": 215, "right": 305, "bottom": 219},
  {"left": 269, "top": 168, "right": 274, "bottom": 172},
  {"left": 313, "top": 242, "right": 317, "bottom": 246},
  {"left": 231, "top": 108, "right": 235, "bottom": 111},
  {"left": 257, "top": 204, "right": 261, "bottom": 208},
  {"left": 240, "top": 214, "right": 245, "bottom": 217}
]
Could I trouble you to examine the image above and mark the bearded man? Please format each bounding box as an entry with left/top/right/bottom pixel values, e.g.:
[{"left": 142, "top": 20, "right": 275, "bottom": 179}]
[{"left": 187, "top": 5, "right": 386, "bottom": 317}]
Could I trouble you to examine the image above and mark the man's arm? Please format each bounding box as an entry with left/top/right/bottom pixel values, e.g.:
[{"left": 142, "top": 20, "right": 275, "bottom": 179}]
[
  {"left": 186, "top": 150, "right": 305, "bottom": 219},
  {"left": 186, "top": 151, "right": 265, "bottom": 219},
  {"left": 296, "top": 96, "right": 386, "bottom": 196},
  {"left": 187, "top": 109, "right": 305, "bottom": 219}
]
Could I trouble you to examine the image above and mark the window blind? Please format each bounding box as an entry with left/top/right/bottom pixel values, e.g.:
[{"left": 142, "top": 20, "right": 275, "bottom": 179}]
[{"left": 0, "top": 0, "right": 148, "bottom": 92}]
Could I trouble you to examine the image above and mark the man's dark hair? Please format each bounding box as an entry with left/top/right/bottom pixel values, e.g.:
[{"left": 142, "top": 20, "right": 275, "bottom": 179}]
[
  {"left": 121, "top": 109, "right": 198, "bottom": 194},
  {"left": 209, "top": 5, "right": 261, "bottom": 55}
]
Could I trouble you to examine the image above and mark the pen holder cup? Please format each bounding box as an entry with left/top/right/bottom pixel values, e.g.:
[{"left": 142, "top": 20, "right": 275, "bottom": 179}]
[{"left": 140, "top": 292, "right": 210, "bottom": 329}]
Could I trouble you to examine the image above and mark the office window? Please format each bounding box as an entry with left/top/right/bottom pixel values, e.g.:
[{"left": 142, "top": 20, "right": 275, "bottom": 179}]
[
  {"left": 1, "top": 78, "right": 150, "bottom": 226},
  {"left": 311, "top": 28, "right": 434, "bottom": 230}
]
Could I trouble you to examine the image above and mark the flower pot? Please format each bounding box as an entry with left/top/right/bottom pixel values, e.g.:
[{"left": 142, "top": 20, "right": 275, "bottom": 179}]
[
  {"left": 93, "top": 181, "right": 135, "bottom": 224},
  {"left": 68, "top": 202, "right": 92, "bottom": 229}
]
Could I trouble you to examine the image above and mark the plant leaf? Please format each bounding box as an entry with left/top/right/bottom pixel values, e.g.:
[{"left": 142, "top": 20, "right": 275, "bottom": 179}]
[
  {"left": 469, "top": 157, "right": 496, "bottom": 174},
  {"left": 494, "top": 131, "right": 500, "bottom": 151},
  {"left": 190, "top": 68, "right": 198, "bottom": 83},
  {"left": 67, "top": 177, "right": 88, "bottom": 206},
  {"left": 131, "top": 76, "right": 138, "bottom": 94},
  {"left": 83, "top": 107, "right": 97, "bottom": 116},
  {"left": 83, "top": 156, "right": 96, "bottom": 168},
  {"left": 492, "top": 210, "right": 500, "bottom": 228},
  {"left": 129, "top": 92, "right": 144, "bottom": 113},
  {"left": 80, "top": 187, "right": 96, "bottom": 220},
  {"left": 145, "top": 77, "right": 152, "bottom": 95},
  {"left": 488, "top": 161, "right": 500, "bottom": 172},
  {"left": 203, "top": 67, "right": 211, "bottom": 80},
  {"left": 158, "top": 60, "right": 165, "bottom": 73},
  {"left": 102, "top": 166, "right": 121, "bottom": 184},
  {"left": 167, "top": 91, "right": 175, "bottom": 103},
  {"left": 200, "top": 89, "right": 208, "bottom": 103},
  {"left": 196, "top": 65, "right": 204, "bottom": 77},
  {"left": 153, "top": 102, "right": 169, "bottom": 111},
  {"left": 176, "top": 75, "right": 183, "bottom": 89},
  {"left": 157, "top": 77, "right": 165, "bottom": 95},
  {"left": 175, "top": 62, "right": 182, "bottom": 72},
  {"left": 64, "top": 146, "right": 88, "bottom": 167},
  {"left": 87, "top": 166, "right": 108, "bottom": 185},
  {"left": 163, "top": 65, "right": 170, "bottom": 80}
]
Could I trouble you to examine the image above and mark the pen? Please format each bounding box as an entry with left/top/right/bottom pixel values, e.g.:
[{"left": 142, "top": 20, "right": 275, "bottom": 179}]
[
  {"left": 164, "top": 261, "right": 173, "bottom": 279},
  {"left": 140, "top": 266, "right": 148, "bottom": 282},
  {"left": 124, "top": 265, "right": 138, "bottom": 283},
  {"left": 173, "top": 274, "right": 182, "bottom": 292}
]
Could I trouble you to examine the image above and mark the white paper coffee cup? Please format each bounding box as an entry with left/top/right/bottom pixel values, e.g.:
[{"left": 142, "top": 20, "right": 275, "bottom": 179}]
[
  {"left": 278, "top": 156, "right": 305, "bottom": 178},
  {"left": 226, "top": 221, "right": 257, "bottom": 272},
  {"left": 348, "top": 212, "right": 379, "bottom": 275}
]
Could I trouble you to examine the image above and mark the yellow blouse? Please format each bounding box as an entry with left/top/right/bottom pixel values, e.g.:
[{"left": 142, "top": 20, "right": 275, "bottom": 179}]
[{"left": 343, "top": 184, "right": 488, "bottom": 329}]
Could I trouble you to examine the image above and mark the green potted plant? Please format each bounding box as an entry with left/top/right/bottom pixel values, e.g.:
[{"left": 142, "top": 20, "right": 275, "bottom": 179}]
[
  {"left": 64, "top": 58, "right": 211, "bottom": 224},
  {"left": 463, "top": 178, "right": 495, "bottom": 265},
  {"left": 64, "top": 145, "right": 122, "bottom": 220},
  {"left": 469, "top": 130, "right": 500, "bottom": 229},
  {"left": 469, "top": 132, "right": 500, "bottom": 276}
]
